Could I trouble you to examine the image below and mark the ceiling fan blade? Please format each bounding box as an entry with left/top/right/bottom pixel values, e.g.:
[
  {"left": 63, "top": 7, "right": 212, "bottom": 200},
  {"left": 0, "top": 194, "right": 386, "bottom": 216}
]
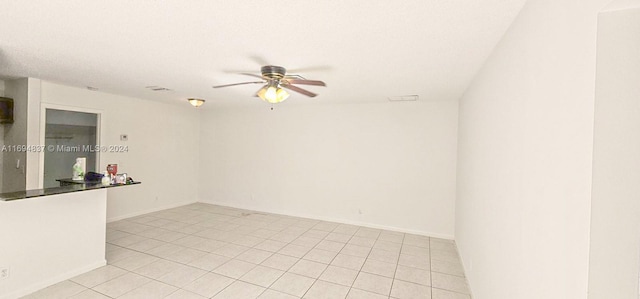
[
  {"left": 284, "top": 79, "right": 326, "bottom": 86},
  {"left": 287, "top": 65, "right": 333, "bottom": 73},
  {"left": 212, "top": 81, "right": 264, "bottom": 88},
  {"left": 249, "top": 55, "right": 271, "bottom": 66},
  {"left": 240, "top": 73, "right": 265, "bottom": 79},
  {"left": 222, "top": 69, "right": 254, "bottom": 73},
  {"left": 281, "top": 84, "right": 318, "bottom": 97}
]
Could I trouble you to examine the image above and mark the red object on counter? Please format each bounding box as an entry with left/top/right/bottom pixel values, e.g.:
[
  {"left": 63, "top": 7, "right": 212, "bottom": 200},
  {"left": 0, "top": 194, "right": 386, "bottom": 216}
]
[{"left": 107, "top": 164, "right": 118, "bottom": 176}]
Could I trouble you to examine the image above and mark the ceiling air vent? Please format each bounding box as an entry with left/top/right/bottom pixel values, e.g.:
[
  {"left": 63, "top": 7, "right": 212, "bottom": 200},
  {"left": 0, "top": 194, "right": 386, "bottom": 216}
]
[
  {"left": 145, "top": 86, "right": 173, "bottom": 92},
  {"left": 388, "top": 95, "right": 419, "bottom": 102}
]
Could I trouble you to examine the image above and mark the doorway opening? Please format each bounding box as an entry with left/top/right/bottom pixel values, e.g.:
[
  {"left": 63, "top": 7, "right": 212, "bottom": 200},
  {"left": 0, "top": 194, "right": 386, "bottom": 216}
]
[{"left": 42, "top": 108, "right": 100, "bottom": 188}]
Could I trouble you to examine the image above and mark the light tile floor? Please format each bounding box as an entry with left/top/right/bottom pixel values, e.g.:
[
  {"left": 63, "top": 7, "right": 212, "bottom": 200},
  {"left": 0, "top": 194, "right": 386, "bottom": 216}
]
[{"left": 22, "top": 203, "right": 471, "bottom": 299}]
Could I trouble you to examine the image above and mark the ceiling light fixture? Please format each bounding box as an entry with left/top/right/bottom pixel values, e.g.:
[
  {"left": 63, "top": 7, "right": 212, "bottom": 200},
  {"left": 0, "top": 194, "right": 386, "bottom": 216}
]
[
  {"left": 256, "top": 81, "right": 290, "bottom": 104},
  {"left": 188, "top": 98, "right": 205, "bottom": 107}
]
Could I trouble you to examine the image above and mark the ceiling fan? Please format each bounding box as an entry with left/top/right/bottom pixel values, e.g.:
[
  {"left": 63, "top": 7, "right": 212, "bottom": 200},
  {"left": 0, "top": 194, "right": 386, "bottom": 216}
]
[{"left": 213, "top": 65, "right": 326, "bottom": 104}]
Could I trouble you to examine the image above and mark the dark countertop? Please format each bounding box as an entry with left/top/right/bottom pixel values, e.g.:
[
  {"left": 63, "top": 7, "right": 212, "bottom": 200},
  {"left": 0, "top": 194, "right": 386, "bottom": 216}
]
[
  {"left": 0, "top": 182, "right": 141, "bottom": 202},
  {"left": 56, "top": 178, "right": 91, "bottom": 184}
]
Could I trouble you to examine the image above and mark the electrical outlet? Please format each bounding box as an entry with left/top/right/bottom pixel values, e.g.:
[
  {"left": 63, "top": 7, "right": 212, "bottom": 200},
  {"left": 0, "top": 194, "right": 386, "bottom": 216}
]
[{"left": 0, "top": 268, "right": 9, "bottom": 280}]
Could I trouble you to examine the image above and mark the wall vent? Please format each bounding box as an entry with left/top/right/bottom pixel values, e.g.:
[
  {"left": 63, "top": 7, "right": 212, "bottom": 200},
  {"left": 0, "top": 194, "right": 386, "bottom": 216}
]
[
  {"left": 388, "top": 95, "right": 419, "bottom": 102},
  {"left": 145, "top": 86, "right": 173, "bottom": 92}
]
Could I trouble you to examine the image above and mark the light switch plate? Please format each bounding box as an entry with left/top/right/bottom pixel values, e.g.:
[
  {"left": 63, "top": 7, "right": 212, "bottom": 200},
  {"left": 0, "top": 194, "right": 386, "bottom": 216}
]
[{"left": 120, "top": 134, "right": 128, "bottom": 141}]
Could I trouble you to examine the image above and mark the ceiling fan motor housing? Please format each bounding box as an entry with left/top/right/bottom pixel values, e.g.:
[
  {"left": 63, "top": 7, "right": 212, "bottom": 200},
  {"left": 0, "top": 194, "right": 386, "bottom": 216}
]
[{"left": 261, "top": 65, "right": 287, "bottom": 79}]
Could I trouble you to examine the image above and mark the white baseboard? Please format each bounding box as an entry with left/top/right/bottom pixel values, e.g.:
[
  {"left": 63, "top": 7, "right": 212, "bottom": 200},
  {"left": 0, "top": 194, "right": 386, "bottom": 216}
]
[
  {"left": 1, "top": 260, "right": 106, "bottom": 299},
  {"left": 200, "top": 199, "right": 454, "bottom": 240},
  {"left": 107, "top": 199, "right": 198, "bottom": 222}
]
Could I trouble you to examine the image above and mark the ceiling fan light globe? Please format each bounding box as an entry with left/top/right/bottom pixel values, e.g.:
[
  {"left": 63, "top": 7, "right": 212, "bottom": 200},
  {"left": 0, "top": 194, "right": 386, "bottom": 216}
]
[
  {"left": 276, "top": 88, "right": 290, "bottom": 102},
  {"left": 261, "top": 88, "right": 290, "bottom": 104},
  {"left": 188, "top": 98, "right": 205, "bottom": 107},
  {"left": 256, "top": 86, "right": 268, "bottom": 99},
  {"left": 265, "top": 86, "right": 278, "bottom": 102}
]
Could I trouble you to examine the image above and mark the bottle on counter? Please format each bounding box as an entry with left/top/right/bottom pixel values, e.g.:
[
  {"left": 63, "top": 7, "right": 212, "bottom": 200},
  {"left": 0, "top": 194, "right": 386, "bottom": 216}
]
[
  {"left": 101, "top": 171, "right": 111, "bottom": 186},
  {"left": 72, "top": 158, "right": 84, "bottom": 181}
]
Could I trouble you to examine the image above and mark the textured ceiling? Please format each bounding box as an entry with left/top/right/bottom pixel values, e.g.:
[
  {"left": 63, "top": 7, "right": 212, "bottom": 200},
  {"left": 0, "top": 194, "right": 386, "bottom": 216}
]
[{"left": 0, "top": 0, "right": 525, "bottom": 108}]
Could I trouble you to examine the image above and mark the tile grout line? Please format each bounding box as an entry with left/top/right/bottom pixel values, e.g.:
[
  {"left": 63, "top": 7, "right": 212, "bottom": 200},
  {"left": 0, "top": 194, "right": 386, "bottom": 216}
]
[
  {"left": 389, "top": 232, "right": 406, "bottom": 299},
  {"left": 430, "top": 237, "right": 433, "bottom": 299},
  {"left": 337, "top": 227, "right": 365, "bottom": 299}
]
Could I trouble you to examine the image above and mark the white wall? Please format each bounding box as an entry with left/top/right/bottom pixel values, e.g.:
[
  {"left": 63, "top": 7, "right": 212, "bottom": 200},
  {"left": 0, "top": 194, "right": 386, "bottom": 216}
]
[
  {"left": 588, "top": 7, "right": 640, "bottom": 299},
  {"left": 199, "top": 100, "right": 458, "bottom": 238},
  {"left": 602, "top": 0, "right": 640, "bottom": 12},
  {"left": 40, "top": 81, "right": 200, "bottom": 221},
  {"left": 0, "top": 189, "right": 107, "bottom": 299},
  {"left": 455, "top": 0, "right": 610, "bottom": 298},
  {"left": 26, "top": 78, "right": 41, "bottom": 189}
]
